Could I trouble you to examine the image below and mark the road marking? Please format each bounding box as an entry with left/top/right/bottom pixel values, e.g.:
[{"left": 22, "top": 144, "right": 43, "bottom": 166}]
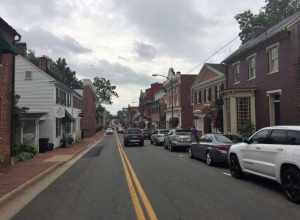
[
  {"left": 115, "top": 133, "right": 158, "bottom": 220},
  {"left": 117, "top": 144, "right": 146, "bottom": 220},
  {"left": 223, "top": 172, "right": 231, "bottom": 176}
]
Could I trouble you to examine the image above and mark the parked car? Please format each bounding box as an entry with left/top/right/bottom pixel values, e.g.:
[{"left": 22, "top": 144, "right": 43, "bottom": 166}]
[
  {"left": 151, "top": 129, "right": 169, "bottom": 145},
  {"left": 142, "top": 129, "right": 151, "bottom": 140},
  {"left": 117, "top": 127, "right": 124, "bottom": 134},
  {"left": 164, "top": 129, "right": 192, "bottom": 152},
  {"left": 228, "top": 126, "right": 300, "bottom": 203},
  {"left": 105, "top": 128, "right": 114, "bottom": 135},
  {"left": 224, "top": 134, "right": 245, "bottom": 144},
  {"left": 189, "top": 133, "right": 232, "bottom": 165},
  {"left": 124, "top": 128, "right": 144, "bottom": 147}
]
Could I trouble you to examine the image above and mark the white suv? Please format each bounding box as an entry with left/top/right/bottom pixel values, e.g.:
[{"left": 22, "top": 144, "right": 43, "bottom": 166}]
[{"left": 229, "top": 126, "right": 300, "bottom": 203}]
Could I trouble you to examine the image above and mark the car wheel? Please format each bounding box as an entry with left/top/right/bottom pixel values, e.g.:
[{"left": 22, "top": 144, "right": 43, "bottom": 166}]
[
  {"left": 189, "top": 148, "right": 194, "bottom": 159},
  {"left": 281, "top": 166, "right": 300, "bottom": 204},
  {"left": 206, "top": 151, "right": 214, "bottom": 166},
  {"left": 140, "top": 141, "right": 144, "bottom": 147},
  {"left": 150, "top": 139, "right": 153, "bottom": 145},
  {"left": 229, "top": 154, "right": 243, "bottom": 178}
]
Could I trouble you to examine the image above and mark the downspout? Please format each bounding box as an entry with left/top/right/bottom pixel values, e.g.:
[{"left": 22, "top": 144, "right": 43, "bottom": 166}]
[{"left": 11, "top": 33, "right": 21, "bottom": 162}]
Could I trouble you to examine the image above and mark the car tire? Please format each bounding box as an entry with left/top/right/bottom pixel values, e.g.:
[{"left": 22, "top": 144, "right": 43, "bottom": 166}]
[
  {"left": 206, "top": 151, "right": 214, "bottom": 166},
  {"left": 140, "top": 141, "right": 144, "bottom": 147},
  {"left": 229, "top": 154, "right": 243, "bottom": 178},
  {"left": 281, "top": 166, "right": 300, "bottom": 204},
  {"left": 150, "top": 140, "right": 153, "bottom": 145},
  {"left": 189, "top": 148, "right": 194, "bottom": 159}
]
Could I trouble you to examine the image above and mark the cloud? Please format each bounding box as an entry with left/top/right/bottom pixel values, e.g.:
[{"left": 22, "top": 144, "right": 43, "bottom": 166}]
[
  {"left": 20, "top": 27, "right": 92, "bottom": 56},
  {"left": 73, "top": 58, "right": 153, "bottom": 87},
  {"left": 135, "top": 41, "right": 157, "bottom": 60}
]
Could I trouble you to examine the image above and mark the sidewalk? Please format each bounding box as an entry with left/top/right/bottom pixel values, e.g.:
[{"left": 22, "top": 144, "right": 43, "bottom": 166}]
[{"left": 0, "top": 131, "right": 104, "bottom": 203}]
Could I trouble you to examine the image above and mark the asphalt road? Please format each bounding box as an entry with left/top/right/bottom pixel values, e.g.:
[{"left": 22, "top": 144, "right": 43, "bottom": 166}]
[{"left": 12, "top": 135, "right": 300, "bottom": 220}]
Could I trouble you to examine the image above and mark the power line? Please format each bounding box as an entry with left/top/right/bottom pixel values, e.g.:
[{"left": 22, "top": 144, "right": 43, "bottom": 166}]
[{"left": 187, "top": 36, "right": 240, "bottom": 74}]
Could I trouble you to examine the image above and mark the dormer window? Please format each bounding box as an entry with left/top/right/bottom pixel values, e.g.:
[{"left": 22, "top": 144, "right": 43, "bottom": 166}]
[{"left": 25, "top": 71, "right": 32, "bottom": 80}]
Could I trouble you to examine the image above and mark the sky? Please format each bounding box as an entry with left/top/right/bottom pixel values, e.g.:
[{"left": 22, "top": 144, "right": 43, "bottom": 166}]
[{"left": 0, "top": 0, "right": 265, "bottom": 114}]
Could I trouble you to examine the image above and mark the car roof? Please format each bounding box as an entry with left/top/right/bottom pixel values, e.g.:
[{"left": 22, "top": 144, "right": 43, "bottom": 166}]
[{"left": 261, "top": 126, "right": 300, "bottom": 131}]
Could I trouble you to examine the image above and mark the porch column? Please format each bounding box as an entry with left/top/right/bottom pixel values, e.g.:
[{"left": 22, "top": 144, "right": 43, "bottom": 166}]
[
  {"left": 250, "top": 95, "right": 256, "bottom": 130},
  {"left": 230, "top": 97, "right": 237, "bottom": 134},
  {"left": 223, "top": 100, "right": 228, "bottom": 134},
  {"left": 20, "top": 121, "right": 24, "bottom": 145},
  {"left": 35, "top": 120, "right": 40, "bottom": 152}
]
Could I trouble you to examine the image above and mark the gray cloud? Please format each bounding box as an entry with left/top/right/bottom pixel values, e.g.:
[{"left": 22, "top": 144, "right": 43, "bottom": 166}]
[
  {"left": 112, "top": 0, "right": 216, "bottom": 60},
  {"left": 135, "top": 41, "right": 157, "bottom": 60},
  {"left": 73, "top": 59, "right": 153, "bottom": 87},
  {"left": 21, "top": 27, "right": 92, "bottom": 56}
]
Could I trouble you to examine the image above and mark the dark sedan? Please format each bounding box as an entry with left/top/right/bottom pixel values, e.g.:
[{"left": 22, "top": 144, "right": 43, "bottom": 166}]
[
  {"left": 189, "top": 133, "right": 232, "bottom": 166},
  {"left": 142, "top": 129, "right": 152, "bottom": 140},
  {"left": 124, "top": 128, "right": 144, "bottom": 147}
]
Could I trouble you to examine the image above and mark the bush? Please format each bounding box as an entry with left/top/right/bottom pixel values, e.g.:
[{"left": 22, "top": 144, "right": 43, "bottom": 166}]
[
  {"left": 16, "top": 152, "right": 35, "bottom": 161},
  {"left": 11, "top": 144, "right": 37, "bottom": 160}
]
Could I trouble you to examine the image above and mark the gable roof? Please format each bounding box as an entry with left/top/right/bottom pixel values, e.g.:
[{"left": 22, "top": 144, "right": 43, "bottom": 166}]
[
  {"left": 224, "top": 11, "right": 300, "bottom": 63},
  {"left": 0, "top": 17, "right": 19, "bottom": 36},
  {"left": 193, "top": 63, "right": 225, "bottom": 87}
]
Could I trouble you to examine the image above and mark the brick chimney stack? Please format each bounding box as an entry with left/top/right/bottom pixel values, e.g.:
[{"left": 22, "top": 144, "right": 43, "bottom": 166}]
[{"left": 16, "top": 42, "right": 27, "bottom": 56}]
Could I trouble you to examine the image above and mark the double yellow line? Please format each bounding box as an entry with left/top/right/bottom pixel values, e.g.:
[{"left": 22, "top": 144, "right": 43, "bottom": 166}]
[{"left": 115, "top": 133, "right": 158, "bottom": 220}]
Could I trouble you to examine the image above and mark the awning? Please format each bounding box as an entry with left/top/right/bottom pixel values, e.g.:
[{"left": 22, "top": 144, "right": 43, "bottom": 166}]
[{"left": 0, "top": 34, "right": 16, "bottom": 54}]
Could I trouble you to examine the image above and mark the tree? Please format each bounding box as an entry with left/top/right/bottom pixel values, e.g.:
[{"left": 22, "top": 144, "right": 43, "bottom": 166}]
[
  {"left": 236, "top": 0, "right": 300, "bottom": 44},
  {"left": 93, "top": 77, "right": 119, "bottom": 104}
]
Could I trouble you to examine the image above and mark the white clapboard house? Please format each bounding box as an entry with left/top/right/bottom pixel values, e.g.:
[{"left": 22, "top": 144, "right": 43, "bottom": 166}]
[{"left": 15, "top": 55, "right": 83, "bottom": 150}]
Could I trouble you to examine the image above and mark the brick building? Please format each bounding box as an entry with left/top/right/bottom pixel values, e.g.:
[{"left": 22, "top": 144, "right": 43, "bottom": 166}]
[
  {"left": 0, "top": 18, "right": 21, "bottom": 165},
  {"left": 223, "top": 11, "right": 300, "bottom": 135},
  {"left": 164, "top": 68, "right": 196, "bottom": 129},
  {"left": 80, "top": 79, "right": 97, "bottom": 137}
]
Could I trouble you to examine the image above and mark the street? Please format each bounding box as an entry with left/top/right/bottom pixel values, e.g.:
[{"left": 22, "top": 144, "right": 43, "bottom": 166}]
[{"left": 12, "top": 134, "right": 300, "bottom": 220}]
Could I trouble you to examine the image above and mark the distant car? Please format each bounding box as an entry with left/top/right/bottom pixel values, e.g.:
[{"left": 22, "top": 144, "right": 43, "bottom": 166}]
[
  {"left": 124, "top": 128, "right": 144, "bottom": 147},
  {"left": 189, "top": 133, "right": 232, "bottom": 166},
  {"left": 105, "top": 128, "right": 114, "bottom": 135},
  {"left": 117, "top": 127, "right": 124, "bottom": 134},
  {"left": 151, "top": 129, "right": 169, "bottom": 145},
  {"left": 164, "top": 129, "right": 192, "bottom": 152},
  {"left": 229, "top": 126, "right": 300, "bottom": 204},
  {"left": 224, "top": 134, "right": 245, "bottom": 143},
  {"left": 142, "top": 129, "right": 151, "bottom": 140}
]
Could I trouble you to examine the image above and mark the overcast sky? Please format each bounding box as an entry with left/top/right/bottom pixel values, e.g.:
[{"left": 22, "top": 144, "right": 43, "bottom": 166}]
[{"left": 1, "top": 0, "right": 265, "bottom": 114}]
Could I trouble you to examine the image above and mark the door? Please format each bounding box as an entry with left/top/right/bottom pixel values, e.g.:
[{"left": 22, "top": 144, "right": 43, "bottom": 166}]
[
  {"left": 243, "top": 129, "right": 271, "bottom": 171},
  {"left": 198, "top": 135, "right": 213, "bottom": 160}
]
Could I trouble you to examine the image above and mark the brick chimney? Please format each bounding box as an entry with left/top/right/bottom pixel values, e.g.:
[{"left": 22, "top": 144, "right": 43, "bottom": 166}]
[{"left": 16, "top": 42, "right": 27, "bottom": 56}]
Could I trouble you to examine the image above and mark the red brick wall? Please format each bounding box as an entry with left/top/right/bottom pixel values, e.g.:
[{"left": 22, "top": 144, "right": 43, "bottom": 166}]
[
  {"left": 81, "top": 86, "right": 97, "bottom": 137},
  {"left": 0, "top": 53, "right": 13, "bottom": 165}
]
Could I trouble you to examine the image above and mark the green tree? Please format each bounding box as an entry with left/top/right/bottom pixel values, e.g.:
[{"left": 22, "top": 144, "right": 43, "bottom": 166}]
[
  {"left": 236, "top": 0, "right": 300, "bottom": 44},
  {"left": 93, "top": 77, "right": 119, "bottom": 104}
]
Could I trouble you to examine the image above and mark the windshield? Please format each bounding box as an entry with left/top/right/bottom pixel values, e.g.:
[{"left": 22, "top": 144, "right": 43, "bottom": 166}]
[
  {"left": 214, "top": 134, "right": 232, "bottom": 143},
  {"left": 176, "top": 130, "right": 191, "bottom": 136}
]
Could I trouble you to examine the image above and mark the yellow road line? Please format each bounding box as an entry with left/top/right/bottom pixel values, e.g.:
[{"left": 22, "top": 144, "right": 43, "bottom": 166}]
[
  {"left": 115, "top": 133, "right": 158, "bottom": 220},
  {"left": 116, "top": 140, "right": 146, "bottom": 220}
]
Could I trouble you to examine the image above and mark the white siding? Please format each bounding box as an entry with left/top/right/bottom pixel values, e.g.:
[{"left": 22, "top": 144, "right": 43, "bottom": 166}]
[{"left": 15, "top": 55, "right": 55, "bottom": 113}]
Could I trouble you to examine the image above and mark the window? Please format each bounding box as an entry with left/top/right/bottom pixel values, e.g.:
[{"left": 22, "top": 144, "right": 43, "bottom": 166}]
[
  {"left": 236, "top": 97, "right": 251, "bottom": 133},
  {"left": 208, "top": 88, "right": 212, "bottom": 102},
  {"left": 56, "top": 88, "right": 60, "bottom": 104},
  {"left": 214, "top": 86, "right": 218, "bottom": 101},
  {"left": 269, "top": 130, "right": 288, "bottom": 145},
  {"left": 233, "top": 63, "right": 240, "bottom": 83},
  {"left": 198, "top": 90, "right": 202, "bottom": 103},
  {"left": 287, "top": 131, "right": 300, "bottom": 145},
  {"left": 267, "top": 44, "right": 279, "bottom": 73},
  {"left": 204, "top": 89, "right": 207, "bottom": 103},
  {"left": 25, "top": 71, "right": 32, "bottom": 80},
  {"left": 250, "top": 129, "right": 271, "bottom": 144},
  {"left": 56, "top": 118, "right": 62, "bottom": 137},
  {"left": 247, "top": 55, "right": 256, "bottom": 80}
]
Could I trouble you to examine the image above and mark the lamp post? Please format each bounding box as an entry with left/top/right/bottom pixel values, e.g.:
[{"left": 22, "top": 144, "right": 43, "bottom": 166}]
[{"left": 152, "top": 69, "right": 175, "bottom": 128}]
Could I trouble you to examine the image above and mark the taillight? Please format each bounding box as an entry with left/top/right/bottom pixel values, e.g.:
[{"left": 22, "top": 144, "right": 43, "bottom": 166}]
[{"left": 216, "top": 145, "right": 231, "bottom": 152}]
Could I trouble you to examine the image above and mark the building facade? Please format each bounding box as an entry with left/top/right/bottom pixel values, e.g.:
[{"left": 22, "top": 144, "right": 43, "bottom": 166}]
[
  {"left": 0, "top": 18, "right": 21, "bottom": 165},
  {"left": 223, "top": 11, "right": 300, "bottom": 135},
  {"left": 15, "top": 55, "right": 83, "bottom": 149},
  {"left": 80, "top": 79, "right": 97, "bottom": 137},
  {"left": 153, "top": 88, "right": 167, "bottom": 129},
  {"left": 191, "top": 64, "right": 225, "bottom": 136},
  {"left": 164, "top": 68, "right": 196, "bottom": 129}
]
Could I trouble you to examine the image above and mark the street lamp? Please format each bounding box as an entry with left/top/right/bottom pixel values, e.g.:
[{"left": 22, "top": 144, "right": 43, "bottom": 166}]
[{"left": 152, "top": 70, "right": 175, "bottom": 128}]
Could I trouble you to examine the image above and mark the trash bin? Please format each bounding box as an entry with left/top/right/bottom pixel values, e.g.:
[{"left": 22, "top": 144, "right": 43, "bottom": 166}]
[{"left": 39, "top": 138, "right": 49, "bottom": 153}]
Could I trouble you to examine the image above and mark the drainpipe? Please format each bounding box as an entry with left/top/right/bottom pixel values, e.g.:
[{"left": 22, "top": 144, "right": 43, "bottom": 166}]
[{"left": 11, "top": 33, "right": 21, "bottom": 162}]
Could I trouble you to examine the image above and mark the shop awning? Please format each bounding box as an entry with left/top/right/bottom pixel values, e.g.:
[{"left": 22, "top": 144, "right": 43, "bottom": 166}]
[{"left": 0, "top": 34, "right": 16, "bottom": 54}]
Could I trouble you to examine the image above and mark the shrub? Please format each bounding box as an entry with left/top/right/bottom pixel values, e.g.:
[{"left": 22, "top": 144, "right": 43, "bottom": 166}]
[
  {"left": 16, "top": 152, "right": 35, "bottom": 161},
  {"left": 11, "top": 144, "right": 37, "bottom": 160}
]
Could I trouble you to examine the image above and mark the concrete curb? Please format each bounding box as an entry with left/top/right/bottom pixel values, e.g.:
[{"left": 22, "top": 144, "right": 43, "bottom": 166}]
[{"left": 0, "top": 135, "right": 104, "bottom": 208}]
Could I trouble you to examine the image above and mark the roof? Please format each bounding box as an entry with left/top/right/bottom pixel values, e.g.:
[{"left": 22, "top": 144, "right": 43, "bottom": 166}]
[
  {"left": 0, "top": 17, "right": 19, "bottom": 36},
  {"left": 206, "top": 63, "right": 226, "bottom": 74},
  {"left": 224, "top": 11, "right": 300, "bottom": 63}
]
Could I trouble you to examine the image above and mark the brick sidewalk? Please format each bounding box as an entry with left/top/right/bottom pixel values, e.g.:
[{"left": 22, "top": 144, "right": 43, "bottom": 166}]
[{"left": 0, "top": 131, "right": 104, "bottom": 200}]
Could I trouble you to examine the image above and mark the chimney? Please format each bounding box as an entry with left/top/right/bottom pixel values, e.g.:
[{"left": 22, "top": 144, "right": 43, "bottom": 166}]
[{"left": 16, "top": 42, "right": 27, "bottom": 56}]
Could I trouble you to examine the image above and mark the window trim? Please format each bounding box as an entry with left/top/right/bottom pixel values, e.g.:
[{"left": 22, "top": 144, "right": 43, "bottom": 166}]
[
  {"left": 266, "top": 42, "right": 280, "bottom": 75},
  {"left": 247, "top": 53, "right": 256, "bottom": 80}
]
